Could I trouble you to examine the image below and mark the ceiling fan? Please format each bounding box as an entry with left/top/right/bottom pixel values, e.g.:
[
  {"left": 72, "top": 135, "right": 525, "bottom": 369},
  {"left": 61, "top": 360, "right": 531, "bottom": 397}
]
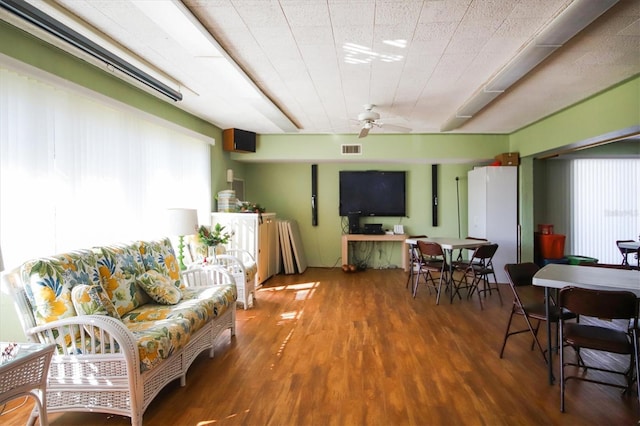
[{"left": 355, "top": 104, "right": 410, "bottom": 138}]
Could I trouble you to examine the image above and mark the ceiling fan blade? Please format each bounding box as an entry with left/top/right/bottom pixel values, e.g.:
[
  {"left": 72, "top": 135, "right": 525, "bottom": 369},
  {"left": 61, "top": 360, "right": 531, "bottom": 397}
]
[{"left": 358, "top": 126, "right": 370, "bottom": 138}]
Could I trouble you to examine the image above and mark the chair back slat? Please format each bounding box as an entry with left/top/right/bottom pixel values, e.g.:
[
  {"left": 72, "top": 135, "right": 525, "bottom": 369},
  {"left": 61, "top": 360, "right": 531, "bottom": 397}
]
[
  {"left": 504, "top": 262, "right": 539, "bottom": 288},
  {"left": 472, "top": 243, "right": 498, "bottom": 260},
  {"left": 417, "top": 240, "right": 444, "bottom": 257},
  {"left": 559, "top": 287, "right": 638, "bottom": 320}
]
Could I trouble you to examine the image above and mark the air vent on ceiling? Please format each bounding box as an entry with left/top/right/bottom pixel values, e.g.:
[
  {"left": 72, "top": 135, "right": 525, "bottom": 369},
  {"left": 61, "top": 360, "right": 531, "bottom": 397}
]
[{"left": 341, "top": 144, "right": 362, "bottom": 155}]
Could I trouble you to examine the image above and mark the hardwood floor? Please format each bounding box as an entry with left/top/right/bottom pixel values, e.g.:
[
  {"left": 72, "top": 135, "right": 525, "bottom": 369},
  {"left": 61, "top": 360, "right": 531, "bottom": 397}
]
[{"left": 1, "top": 267, "right": 638, "bottom": 425}]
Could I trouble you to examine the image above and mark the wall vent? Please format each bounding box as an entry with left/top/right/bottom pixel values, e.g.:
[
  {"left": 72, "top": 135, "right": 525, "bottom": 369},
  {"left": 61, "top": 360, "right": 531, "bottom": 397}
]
[{"left": 341, "top": 144, "right": 362, "bottom": 155}]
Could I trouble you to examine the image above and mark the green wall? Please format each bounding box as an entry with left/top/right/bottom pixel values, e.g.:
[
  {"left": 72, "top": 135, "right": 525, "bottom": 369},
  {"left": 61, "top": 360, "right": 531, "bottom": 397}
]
[
  {"left": 231, "top": 133, "right": 508, "bottom": 163},
  {"left": 244, "top": 162, "right": 474, "bottom": 268},
  {"left": 510, "top": 75, "right": 640, "bottom": 157}
]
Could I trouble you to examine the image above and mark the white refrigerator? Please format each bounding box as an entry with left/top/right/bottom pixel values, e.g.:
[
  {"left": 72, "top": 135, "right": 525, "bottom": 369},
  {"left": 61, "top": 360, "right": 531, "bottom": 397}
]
[{"left": 467, "top": 166, "right": 518, "bottom": 283}]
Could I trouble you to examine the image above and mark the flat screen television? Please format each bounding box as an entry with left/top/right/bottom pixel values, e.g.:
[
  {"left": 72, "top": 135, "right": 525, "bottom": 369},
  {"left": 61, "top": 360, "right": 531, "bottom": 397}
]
[{"left": 339, "top": 170, "right": 406, "bottom": 217}]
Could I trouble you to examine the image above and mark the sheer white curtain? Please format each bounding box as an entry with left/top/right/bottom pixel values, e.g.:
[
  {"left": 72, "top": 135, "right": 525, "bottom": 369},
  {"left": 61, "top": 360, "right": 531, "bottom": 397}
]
[{"left": 0, "top": 62, "right": 211, "bottom": 268}]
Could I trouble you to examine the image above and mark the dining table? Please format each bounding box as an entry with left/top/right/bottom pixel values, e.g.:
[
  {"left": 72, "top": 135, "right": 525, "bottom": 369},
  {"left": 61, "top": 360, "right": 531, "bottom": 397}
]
[
  {"left": 532, "top": 263, "right": 640, "bottom": 384},
  {"left": 405, "top": 237, "right": 490, "bottom": 303}
]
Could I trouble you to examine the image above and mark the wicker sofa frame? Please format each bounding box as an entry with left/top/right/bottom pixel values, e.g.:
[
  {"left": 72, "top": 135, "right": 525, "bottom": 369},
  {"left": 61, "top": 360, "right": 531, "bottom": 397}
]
[{"left": 2, "top": 252, "right": 236, "bottom": 426}]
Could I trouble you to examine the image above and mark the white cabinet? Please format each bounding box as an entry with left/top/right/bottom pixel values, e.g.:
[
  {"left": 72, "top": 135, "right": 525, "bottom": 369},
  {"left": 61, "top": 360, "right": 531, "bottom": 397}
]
[
  {"left": 211, "top": 212, "right": 278, "bottom": 286},
  {"left": 468, "top": 166, "right": 518, "bottom": 283}
]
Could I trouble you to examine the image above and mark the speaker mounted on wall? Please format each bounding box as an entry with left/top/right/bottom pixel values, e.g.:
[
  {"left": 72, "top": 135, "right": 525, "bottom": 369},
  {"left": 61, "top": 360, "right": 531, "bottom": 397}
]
[
  {"left": 223, "top": 128, "right": 256, "bottom": 153},
  {"left": 311, "top": 164, "right": 318, "bottom": 226},
  {"left": 432, "top": 164, "right": 438, "bottom": 227}
]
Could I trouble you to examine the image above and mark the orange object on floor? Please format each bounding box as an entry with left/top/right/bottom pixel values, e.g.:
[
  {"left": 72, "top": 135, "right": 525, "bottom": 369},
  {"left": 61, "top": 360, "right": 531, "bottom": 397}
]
[{"left": 539, "top": 234, "right": 566, "bottom": 259}]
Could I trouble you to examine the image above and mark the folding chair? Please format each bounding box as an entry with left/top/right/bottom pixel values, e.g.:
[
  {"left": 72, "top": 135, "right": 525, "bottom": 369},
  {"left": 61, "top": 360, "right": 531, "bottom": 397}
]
[
  {"left": 558, "top": 286, "right": 639, "bottom": 412},
  {"left": 454, "top": 243, "right": 502, "bottom": 309},
  {"left": 405, "top": 235, "right": 427, "bottom": 290},
  {"left": 500, "top": 263, "right": 577, "bottom": 364},
  {"left": 616, "top": 240, "right": 636, "bottom": 267},
  {"left": 413, "top": 240, "right": 448, "bottom": 304}
]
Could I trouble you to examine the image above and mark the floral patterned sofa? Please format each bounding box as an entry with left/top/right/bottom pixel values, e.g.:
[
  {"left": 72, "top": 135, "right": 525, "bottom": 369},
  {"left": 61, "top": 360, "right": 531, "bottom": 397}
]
[{"left": 1, "top": 238, "right": 236, "bottom": 426}]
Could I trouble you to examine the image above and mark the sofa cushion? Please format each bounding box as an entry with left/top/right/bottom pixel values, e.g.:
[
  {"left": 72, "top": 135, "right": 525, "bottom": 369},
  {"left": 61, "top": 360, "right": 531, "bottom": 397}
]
[
  {"left": 137, "top": 270, "right": 182, "bottom": 305},
  {"left": 122, "top": 284, "right": 236, "bottom": 326},
  {"left": 126, "top": 317, "right": 192, "bottom": 372},
  {"left": 181, "top": 284, "right": 237, "bottom": 319},
  {"left": 95, "top": 244, "right": 148, "bottom": 316},
  {"left": 120, "top": 284, "right": 237, "bottom": 373},
  {"left": 137, "top": 238, "right": 183, "bottom": 289},
  {"left": 21, "top": 249, "right": 100, "bottom": 327},
  {"left": 71, "top": 284, "right": 120, "bottom": 318}
]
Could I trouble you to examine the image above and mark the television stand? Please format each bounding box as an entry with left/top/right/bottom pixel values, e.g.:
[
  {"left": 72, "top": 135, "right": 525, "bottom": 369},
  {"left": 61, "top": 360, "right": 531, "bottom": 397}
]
[{"left": 341, "top": 234, "right": 408, "bottom": 271}]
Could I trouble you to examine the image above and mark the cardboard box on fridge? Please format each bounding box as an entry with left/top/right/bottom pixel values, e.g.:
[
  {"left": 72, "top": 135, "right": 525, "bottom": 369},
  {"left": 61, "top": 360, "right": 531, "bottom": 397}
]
[{"left": 495, "top": 152, "right": 520, "bottom": 166}]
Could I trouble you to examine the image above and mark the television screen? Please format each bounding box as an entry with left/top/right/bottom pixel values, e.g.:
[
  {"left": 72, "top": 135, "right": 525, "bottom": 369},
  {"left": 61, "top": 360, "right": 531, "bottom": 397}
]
[{"left": 339, "top": 171, "right": 406, "bottom": 217}]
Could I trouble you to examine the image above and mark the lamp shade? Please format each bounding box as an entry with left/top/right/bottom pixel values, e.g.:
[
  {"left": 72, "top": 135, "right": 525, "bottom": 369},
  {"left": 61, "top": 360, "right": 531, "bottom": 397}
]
[{"left": 167, "top": 208, "right": 198, "bottom": 236}]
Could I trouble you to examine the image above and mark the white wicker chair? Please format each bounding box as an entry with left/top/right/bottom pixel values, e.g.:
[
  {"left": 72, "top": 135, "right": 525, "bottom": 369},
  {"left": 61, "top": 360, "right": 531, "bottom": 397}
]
[
  {"left": 201, "top": 249, "right": 257, "bottom": 309},
  {"left": 181, "top": 263, "right": 236, "bottom": 288},
  {"left": 0, "top": 342, "right": 55, "bottom": 426}
]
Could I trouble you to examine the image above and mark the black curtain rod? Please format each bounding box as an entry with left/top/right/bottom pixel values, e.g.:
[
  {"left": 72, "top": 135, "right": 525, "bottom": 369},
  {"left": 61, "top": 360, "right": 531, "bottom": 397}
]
[{"left": 0, "top": 0, "right": 183, "bottom": 102}]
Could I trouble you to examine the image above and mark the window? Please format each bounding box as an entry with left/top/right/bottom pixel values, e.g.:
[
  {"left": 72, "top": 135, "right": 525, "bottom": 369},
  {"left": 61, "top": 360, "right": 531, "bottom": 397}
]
[
  {"left": 0, "top": 60, "right": 211, "bottom": 268},
  {"left": 570, "top": 159, "right": 639, "bottom": 264}
]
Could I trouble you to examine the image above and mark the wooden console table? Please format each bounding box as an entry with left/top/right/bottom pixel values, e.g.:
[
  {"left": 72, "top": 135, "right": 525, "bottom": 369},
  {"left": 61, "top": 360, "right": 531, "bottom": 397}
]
[{"left": 341, "top": 234, "right": 408, "bottom": 271}]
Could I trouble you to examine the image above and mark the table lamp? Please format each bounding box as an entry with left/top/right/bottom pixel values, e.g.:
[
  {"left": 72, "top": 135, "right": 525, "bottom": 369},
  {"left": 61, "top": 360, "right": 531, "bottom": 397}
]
[{"left": 167, "top": 208, "right": 198, "bottom": 270}]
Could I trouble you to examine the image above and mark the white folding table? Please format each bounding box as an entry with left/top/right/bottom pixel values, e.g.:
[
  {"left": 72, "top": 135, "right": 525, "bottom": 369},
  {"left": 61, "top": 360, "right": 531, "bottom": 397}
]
[{"left": 532, "top": 264, "right": 640, "bottom": 384}]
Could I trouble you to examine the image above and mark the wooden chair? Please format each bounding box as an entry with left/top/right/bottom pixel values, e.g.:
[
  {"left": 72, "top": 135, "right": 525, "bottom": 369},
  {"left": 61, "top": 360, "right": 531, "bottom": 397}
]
[{"left": 558, "top": 286, "right": 639, "bottom": 412}]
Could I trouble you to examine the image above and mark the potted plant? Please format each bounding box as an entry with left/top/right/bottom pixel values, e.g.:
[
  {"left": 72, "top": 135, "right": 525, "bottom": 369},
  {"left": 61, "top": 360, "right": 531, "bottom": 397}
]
[
  {"left": 237, "top": 201, "right": 266, "bottom": 222},
  {"left": 197, "top": 224, "right": 234, "bottom": 260}
]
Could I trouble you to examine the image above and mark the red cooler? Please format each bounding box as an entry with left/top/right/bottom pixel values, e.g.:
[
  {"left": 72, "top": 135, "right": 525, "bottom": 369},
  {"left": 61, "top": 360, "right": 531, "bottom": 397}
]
[{"left": 539, "top": 234, "right": 566, "bottom": 259}]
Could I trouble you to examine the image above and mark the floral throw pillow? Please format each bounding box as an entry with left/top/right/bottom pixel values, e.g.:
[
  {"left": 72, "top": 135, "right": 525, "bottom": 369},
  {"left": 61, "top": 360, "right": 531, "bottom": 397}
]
[
  {"left": 71, "top": 284, "right": 121, "bottom": 319},
  {"left": 137, "top": 238, "right": 185, "bottom": 289},
  {"left": 137, "top": 270, "right": 182, "bottom": 305}
]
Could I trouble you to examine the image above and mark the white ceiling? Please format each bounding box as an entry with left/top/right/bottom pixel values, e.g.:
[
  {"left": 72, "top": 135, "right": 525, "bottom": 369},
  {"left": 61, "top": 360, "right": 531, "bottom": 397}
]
[{"left": 13, "top": 0, "right": 640, "bottom": 136}]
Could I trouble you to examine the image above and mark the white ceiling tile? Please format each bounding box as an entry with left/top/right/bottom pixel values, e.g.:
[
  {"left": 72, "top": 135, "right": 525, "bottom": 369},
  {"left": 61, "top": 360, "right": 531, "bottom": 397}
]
[
  {"left": 329, "top": 2, "right": 375, "bottom": 27},
  {"left": 188, "top": 5, "right": 246, "bottom": 29},
  {"left": 455, "top": 19, "right": 502, "bottom": 39},
  {"left": 282, "top": 2, "right": 332, "bottom": 27},
  {"left": 413, "top": 21, "right": 458, "bottom": 41},
  {"left": 291, "top": 26, "right": 335, "bottom": 45},
  {"left": 494, "top": 18, "right": 549, "bottom": 38},
  {"left": 464, "top": 0, "right": 517, "bottom": 22},
  {"left": 419, "top": 0, "right": 471, "bottom": 23},
  {"left": 374, "top": 1, "right": 423, "bottom": 26},
  {"left": 406, "top": 38, "right": 449, "bottom": 57},
  {"left": 333, "top": 25, "right": 374, "bottom": 49},
  {"left": 233, "top": 1, "right": 289, "bottom": 27},
  {"left": 32, "top": 0, "right": 640, "bottom": 135},
  {"left": 445, "top": 36, "right": 490, "bottom": 55}
]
